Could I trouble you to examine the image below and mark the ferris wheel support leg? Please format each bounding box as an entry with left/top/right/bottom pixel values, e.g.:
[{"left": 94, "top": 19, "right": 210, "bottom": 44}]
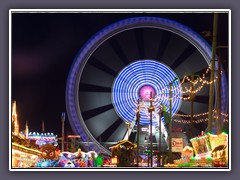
[{"left": 123, "top": 118, "right": 137, "bottom": 140}]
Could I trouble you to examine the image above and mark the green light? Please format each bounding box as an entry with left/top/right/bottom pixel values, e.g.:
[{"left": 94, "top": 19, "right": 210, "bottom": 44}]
[
  {"left": 96, "top": 155, "right": 103, "bottom": 166},
  {"left": 206, "top": 157, "right": 212, "bottom": 161},
  {"left": 221, "top": 131, "right": 228, "bottom": 135}
]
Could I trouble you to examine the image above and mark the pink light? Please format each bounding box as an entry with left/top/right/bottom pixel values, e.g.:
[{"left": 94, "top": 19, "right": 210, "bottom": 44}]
[{"left": 139, "top": 85, "right": 156, "bottom": 101}]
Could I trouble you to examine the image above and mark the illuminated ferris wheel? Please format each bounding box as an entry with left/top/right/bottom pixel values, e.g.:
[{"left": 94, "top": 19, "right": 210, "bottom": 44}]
[{"left": 66, "top": 16, "right": 228, "bottom": 155}]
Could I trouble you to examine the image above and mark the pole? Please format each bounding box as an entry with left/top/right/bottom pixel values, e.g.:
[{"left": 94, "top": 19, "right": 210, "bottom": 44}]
[
  {"left": 190, "top": 73, "right": 194, "bottom": 139},
  {"left": 208, "top": 13, "right": 218, "bottom": 134},
  {"left": 158, "top": 105, "right": 162, "bottom": 167},
  {"left": 148, "top": 92, "right": 155, "bottom": 167},
  {"left": 168, "top": 83, "right": 173, "bottom": 164},
  {"left": 61, "top": 112, "right": 66, "bottom": 152},
  {"left": 42, "top": 120, "right": 45, "bottom": 133},
  {"left": 150, "top": 93, "right": 153, "bottom": 167},
  {"left": 136, "top": 99, "right": 140, "bottom": 167},
  {"left": 126, "top": 122, "right": 130, "bottom": 139},
  {"left": 217, "top": 57, "right": 222, "bottom": 134}
]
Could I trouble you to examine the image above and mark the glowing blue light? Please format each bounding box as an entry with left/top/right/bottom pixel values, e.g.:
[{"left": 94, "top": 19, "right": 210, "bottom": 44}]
[{"left": 112, "top": 60, "right": 182, "bottom": 125}]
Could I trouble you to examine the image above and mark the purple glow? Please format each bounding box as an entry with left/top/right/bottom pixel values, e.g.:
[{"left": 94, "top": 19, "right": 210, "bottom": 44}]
[{"left": 139, "top": 85, "right": 156, "bottom": 101}]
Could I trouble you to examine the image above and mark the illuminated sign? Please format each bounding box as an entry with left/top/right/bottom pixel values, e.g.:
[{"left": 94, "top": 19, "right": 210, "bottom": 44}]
[
  {"left": 181, "top": 146, "right": 194, "bottom": 158},
  {"left": 141, "top": 127, "right": 149, "bottom": 132},
  {"left": 208, "top": 132, "right": 228, "bottom": 151},
  {"left": 172, "top": 138, "right": 183, "bottom": 152},
  {"left": 27, "top": 132, "right": 57, "bottom": 146},
  {"left": 190, "top": 135, "right": 211, "bottom": 155}
]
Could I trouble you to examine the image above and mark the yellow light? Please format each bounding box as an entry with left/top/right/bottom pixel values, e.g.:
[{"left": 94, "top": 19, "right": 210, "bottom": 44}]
[
  {"left": 12, "top": 101, "right": 19, "bottom": 136},
  {"left": 12, "top": 143, "right": 41, "bottom": 154},
  {"left": 111, "top": 156, "right": 118, "bottom": 164}
]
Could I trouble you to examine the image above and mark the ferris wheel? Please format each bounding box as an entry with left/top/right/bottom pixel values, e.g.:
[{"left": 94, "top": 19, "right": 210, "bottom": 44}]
[{"left": 66, "top": 16, "right": 229, "bottom": 155}]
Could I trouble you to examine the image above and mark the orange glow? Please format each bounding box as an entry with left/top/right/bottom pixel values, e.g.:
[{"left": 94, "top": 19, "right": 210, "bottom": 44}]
[{"left": 111, "top": 156, "right": 118, "bottom": 164}]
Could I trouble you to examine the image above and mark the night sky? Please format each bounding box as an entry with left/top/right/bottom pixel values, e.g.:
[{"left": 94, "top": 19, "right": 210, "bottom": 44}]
[{"left": 11, "top": 11, "right": 229, "bottom": 137}]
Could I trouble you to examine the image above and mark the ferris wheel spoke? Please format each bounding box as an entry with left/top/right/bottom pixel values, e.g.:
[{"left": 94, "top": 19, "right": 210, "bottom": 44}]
[
  {"left": 96, "top": 118, "right": 123, "bottom": 142},
  {"left": 161, "top": 33, "right": 189, "bottom": 65},
  {"left": 113, "top": 28, "right": 140, "bottom": 64},
  {"left": 134, "top": 28, "right": 145, "bottom": 59},
  {"left": 141, "top": 28, "right": 164, "bottom": 60},
  {"left": 79, "top": 92, "right": 111, "bottom": 112},
  {"left": 80, "top": 64, "right": 115, "bottom": 88},
  {"left": 79, "top": 83, "right": 111, "bottom": 92},
  {"left": 85, "top": 109, "right": 119, "bottom": 139},
  {"left": 171, "top": 44, "right": 196, "bottom": 70},
  {"left": 108, "top": 37, "right": 130, "bottom": 65},
  {"left": 175, "top": 51, "right": 209, "bottom": 79},
  {"left": 81, "top": 104, "right": 113, "bottom": 121},
  {"left": 156, "top": 30, "right": 171, "bottom": 61},
  {"left": 88, "top": 56, "right": 118, "bottom": 77},
  {"left": 106, "top": 121, "right": 128, "bottom": 142},
  {"left": 92, "top": 39, "right": 126, "bottom": 73}
]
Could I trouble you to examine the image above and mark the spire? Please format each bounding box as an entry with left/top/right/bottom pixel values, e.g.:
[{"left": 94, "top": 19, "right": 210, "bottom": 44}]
[
  {"left": 12, "top": 101, "right": 19, "bottom": 136},
  {"left": 42, "top": 120, "right": 45, "bottom": 133}
]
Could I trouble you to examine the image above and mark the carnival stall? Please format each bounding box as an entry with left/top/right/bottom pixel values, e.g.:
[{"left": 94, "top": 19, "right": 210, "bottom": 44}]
[
  {"left": 109, "top": 140, "right": 137, "bottom": 167},
  {"left": 172, "top": 131, "right": 228, "bottom": 168},
  {"left": 12, "top": 143, "right": 40, "bottom": 168},
  {"left": 208, "top": 132, "right": 228, "bottom": 167},
  {"left": 36, "top": 143, "right": 99, "bottom": 168}
]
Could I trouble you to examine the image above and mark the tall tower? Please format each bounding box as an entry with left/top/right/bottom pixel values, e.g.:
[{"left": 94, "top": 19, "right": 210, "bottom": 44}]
[
  {"left": 61, "top": 112, "right": 66, "bottom": 152},
  {"left": 12, "top": 101, "right": 19, "bottom": 136}
]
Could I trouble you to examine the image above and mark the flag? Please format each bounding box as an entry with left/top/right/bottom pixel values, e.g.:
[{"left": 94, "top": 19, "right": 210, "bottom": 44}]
[
  {"left": 163, "top": 111, "right": 171, "bottom": 123},
  {"left": 161, "top": 104, "right": 167, "bottom": 112}
]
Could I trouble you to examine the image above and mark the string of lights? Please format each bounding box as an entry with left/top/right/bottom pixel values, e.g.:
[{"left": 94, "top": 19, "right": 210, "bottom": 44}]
[
  {"left": 173, "top": 118, "right": 229, "bottom": 124},
  {"left": 175, "top": 111, "right": 228, "bottom": 118},
  {"left": 130, "top": 97, "right": 229, "bottom": 125},
  {"left": 180, "top": 70, "right": 223, "bottom": 93},
  {"left": 152, "top": 68, "right": 223, "bottom": 102},
  {"left": 157, "top": 66, "right": 223, "bottom": 98}
]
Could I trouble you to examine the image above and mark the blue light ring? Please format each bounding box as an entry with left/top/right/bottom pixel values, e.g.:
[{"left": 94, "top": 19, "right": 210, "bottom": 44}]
[
  {"left": 112, "top": 60, "right": 182, "bottom": 125},
  {"left": 113, "top": 60, "right": 179, "bottom": 92},
  {"left": 113, "top": 79, "right": 179, "bottom": 121}
]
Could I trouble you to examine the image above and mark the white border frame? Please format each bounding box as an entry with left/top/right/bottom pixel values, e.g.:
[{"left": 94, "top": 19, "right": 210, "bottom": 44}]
[{"left": 9, "top": 9, "right": 231, "bottom": 172}]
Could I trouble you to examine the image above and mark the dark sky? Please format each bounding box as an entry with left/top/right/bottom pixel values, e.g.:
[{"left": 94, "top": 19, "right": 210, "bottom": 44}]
[{"left": 11, "top": 11, "right": 229, "bottom": 137}]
